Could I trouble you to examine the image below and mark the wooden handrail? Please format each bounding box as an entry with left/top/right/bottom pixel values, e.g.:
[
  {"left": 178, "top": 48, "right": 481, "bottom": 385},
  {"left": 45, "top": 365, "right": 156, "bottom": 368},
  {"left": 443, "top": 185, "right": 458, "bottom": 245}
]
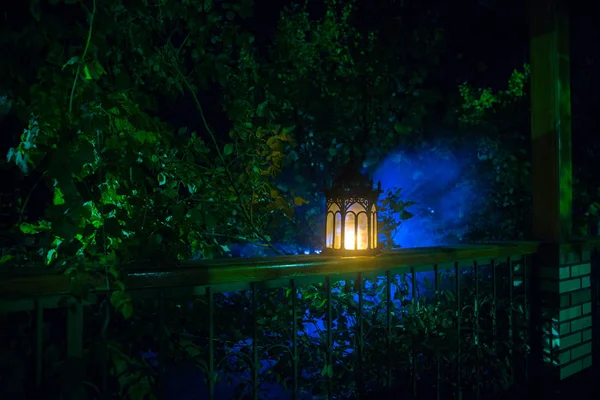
[
  {"left": 0, "top": 242, "right": 544, "bottom": 299},
  {"left": 1, "top": 239, "right": 599, "bottom": 300}
]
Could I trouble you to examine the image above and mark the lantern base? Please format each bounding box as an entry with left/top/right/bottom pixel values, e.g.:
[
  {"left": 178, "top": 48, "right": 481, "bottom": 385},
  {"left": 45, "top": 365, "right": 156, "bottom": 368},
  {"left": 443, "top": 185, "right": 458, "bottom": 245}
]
[{"left": 321, "top": 248, "right": 381, "bottom": 257}]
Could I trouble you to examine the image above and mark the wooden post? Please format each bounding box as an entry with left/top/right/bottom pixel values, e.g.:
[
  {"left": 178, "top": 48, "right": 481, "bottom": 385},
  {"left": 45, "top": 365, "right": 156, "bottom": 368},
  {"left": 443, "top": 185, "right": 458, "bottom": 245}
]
[
  {"left": 530, "top": 0, "right": 593, "bottom": 383},
  {"left": 530, "top": 0, "right": 572, "bottom": 242}
]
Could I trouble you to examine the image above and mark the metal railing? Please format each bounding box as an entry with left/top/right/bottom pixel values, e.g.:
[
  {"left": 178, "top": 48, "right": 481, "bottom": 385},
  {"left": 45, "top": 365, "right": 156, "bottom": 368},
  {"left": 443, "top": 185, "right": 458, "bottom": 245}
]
[{"left": 0, "top": 241, "right": 597, "bottom": 400}]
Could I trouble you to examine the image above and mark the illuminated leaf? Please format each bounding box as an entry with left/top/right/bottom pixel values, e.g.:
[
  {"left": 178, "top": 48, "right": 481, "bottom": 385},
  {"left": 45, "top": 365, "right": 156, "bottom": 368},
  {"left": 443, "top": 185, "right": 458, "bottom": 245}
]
[
  {"left": 61, "top": 56, "right": 79, "bottom": 70},
  {"left": 293, "top": 197, "right": 307, "bottom": 206},
  {"left": 46, "top": 248, "right": 57, "bottom": 265},
  {"left": 53, "top": 187, "right": 65, "bottom": 205},
  {"left": 0, "top": 254, "right": 14, "bottom": 264},
  {"left": 20, "top": 221, "right": 51, "bottom": 235},
  {"left": 224, "top": 143, "right": 234, "bottom": 156},
  {"left": 157, "top": 172, "right": 167, "bottom": 185},
  {"left": 83, "top": 65, "right": 93, "bottom": 80}
]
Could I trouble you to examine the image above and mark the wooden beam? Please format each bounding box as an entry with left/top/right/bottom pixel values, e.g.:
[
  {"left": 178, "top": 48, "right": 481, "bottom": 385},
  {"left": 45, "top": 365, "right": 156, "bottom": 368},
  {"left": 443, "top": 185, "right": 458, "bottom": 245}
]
[
  {"left": 0, "top": 242, "right": 544, "bottom": 299},
  {"left": 530, "top": 0, "right": 572, "bottom": 242}
]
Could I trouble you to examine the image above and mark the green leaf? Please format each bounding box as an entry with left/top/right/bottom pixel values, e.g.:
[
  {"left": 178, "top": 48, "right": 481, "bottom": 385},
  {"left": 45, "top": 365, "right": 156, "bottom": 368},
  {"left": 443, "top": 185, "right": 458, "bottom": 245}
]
[
  {"left": 205, "top": 213, "right": 216, "bottom": 230},
  {"left": 20, "top": 221, "right": 51, "bottom": 235},
  {"left": 121, "top": 301, "right": 133, "bottom": 319},
  {"left": 62, "top": 56, "right": 79, "bottom": 70},
  {"left": 53, "top": 187, "right": 65, "bottom": 205},
  {"left": 224, "top": 143, "right": 234, "bottom": 156},
  {"left": 294, "top": 197, "right": 307, "bottom": 206},
  {"left": 157, "top": 172, "right": 167, "bottom": 186},
  {"left": 83, "top": 65, "right": 93, "bottom": 80},
  {"left": 93, "top": 60, "right": 106, "bottom": 76},
  {"left": 400, "top": 210, "right": 414, "bottom": 220},
  {"left": 46, "top": 248, "right": 58, "bottom": 265},
  {"left": 0, "top": 254, "right": 14, "bottom": 264}
]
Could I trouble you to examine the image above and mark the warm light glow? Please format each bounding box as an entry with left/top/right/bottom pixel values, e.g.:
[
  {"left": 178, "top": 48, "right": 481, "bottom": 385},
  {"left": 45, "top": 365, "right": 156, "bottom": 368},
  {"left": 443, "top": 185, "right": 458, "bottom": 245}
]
[
  {"left": 326, "top": 203, "right": 343, "bottom": 249},
  {"left": 344, "top": 202, "right": 368, "bottom": 250},
  {"left": 326, "top": 200, "right": 376, "bottom": 252},
  {"left": 323, "top": 168, "right": 380, "bottom": 254},
  {"left": 344, "top": 213, "right": 355, "bottom": 250}
]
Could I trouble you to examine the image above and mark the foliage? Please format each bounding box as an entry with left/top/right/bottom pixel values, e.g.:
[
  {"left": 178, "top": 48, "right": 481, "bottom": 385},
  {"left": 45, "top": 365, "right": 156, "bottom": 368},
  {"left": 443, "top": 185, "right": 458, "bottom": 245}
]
[
  {"left": 0, "top": 0, "right": 447, "bottom": 262},
  {"left": 379, "top": 187, "right": 417, "bottom": 248},
  {"left": 448, "top": 65, "right": 533, "bottom": 242},
  {"left": 267, "top": 0, "right": 445, "bottom": 165},
  {"left": 1, "top": 0, "right": 308, "bottom": 272},
  {"left": 457, "top": 65, "right": 530, "bottom": 127}
]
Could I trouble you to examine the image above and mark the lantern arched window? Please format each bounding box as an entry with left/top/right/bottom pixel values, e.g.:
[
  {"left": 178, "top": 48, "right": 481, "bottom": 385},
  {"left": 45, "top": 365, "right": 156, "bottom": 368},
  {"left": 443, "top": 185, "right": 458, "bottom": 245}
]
[{"left": 323, "top": 163, "right": 382, "bottom": 256}]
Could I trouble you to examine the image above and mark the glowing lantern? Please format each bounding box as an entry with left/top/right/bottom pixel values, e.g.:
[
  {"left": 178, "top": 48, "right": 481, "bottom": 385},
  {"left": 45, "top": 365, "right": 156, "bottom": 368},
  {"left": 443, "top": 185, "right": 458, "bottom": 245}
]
[{"left": 323, "top": 163, "right": 382, "bottom": 256}]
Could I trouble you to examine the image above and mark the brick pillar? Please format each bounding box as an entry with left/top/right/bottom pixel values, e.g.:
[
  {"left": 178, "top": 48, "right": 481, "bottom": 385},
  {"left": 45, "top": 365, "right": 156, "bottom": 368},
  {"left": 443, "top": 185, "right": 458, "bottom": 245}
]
[{"left": 539, "top": 245, "right": 593, "bottom": 378}]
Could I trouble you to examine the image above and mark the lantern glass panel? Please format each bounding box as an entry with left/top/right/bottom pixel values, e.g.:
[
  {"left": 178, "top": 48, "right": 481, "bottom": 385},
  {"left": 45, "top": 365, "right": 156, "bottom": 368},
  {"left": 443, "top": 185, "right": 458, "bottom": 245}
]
[
  {"left": 334, "top": 211, "right": 342, "bottom": 249},
  {"left": 326, "top": 203, "right": 343, "bottom": 249},
  {"left": 357, "top": 212, "right": 368, "bottom": 250},
  {"left": 344, "top": 202, "right": 367, "bottom": 250},
  {"left": 326, "top": 214, "right": 334, "bottom": 249}
]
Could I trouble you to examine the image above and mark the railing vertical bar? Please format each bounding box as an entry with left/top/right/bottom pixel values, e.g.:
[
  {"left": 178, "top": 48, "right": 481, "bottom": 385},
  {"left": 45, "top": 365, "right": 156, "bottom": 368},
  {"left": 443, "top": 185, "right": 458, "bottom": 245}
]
[
  {"left": 357, "top": 272, "right": 364, "bottom": 399},
  {"left": 157, "top": 293, "right": 166, "bottom": 398},
  {"left": 207, "top": 287, "right": 215, "bottom": 400},
  {"left": 66, "top": 298, "right": 83, "bottom": 399},
  {"left": 491, "top": 259, "right": 497, "bottom": 341},
  {"left": 593, "top": 246, "right": 600, "bottom": 380},
  {"left": 411, "top": 267, "right": 417, "bottom": 398},
  {"left": 251, "top": 283, "right": 259, "bottom": 400},
  {"left": 386, "top": 270, "right": 393, "bottom": 394},
  {"left": 100, "top": 299, "right": 108, "bottom": 398},
  {"left": 434, "top": 264, "right": 440, "bottom": 400},
  {"left": 291, "top": 279, "right": 299, "bottom": 400},
  {"left": 455, "top": 262, "right": 461, "bottom": 399},
  {"left": 35, "top": 299, "right": 43, "bottom": 387},
  {"left": 326, "top": 276, "right": 333, "bottom": 400},
  {"left": 523, "top": 256, "right": 529, "bottom": 383},
  {"left": 67, "top": 299, "right": 83, "bottom": 359},
  {"left": 508, "top": 257, "right": 515, "bottom": 386},
  {"left": 474, "top": 260, "right": 480, "bottom": 400}
]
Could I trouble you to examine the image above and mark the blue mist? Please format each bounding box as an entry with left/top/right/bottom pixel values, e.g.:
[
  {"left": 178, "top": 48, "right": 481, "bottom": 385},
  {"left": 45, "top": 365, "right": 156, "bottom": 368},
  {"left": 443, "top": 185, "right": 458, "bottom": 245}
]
[{"left": 371, "top": 146, "right": 480, "bottom": 248}]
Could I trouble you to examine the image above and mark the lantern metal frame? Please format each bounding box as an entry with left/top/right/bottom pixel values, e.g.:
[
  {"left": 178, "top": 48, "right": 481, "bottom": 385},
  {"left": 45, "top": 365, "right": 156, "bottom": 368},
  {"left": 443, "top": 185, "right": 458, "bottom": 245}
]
[{"left": 322, "top": 163, "right": 382, "bottom": 256}]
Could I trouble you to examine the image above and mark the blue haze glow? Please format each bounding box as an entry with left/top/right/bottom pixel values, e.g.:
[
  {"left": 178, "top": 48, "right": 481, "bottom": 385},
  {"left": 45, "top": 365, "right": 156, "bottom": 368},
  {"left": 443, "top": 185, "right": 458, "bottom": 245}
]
[{"left": 372, "top": 147, "right": 480, "bottom": 248}]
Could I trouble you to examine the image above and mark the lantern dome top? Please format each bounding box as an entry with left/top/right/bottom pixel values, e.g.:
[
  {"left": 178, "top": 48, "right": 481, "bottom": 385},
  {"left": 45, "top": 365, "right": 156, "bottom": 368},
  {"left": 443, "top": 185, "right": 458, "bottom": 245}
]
[{"left": 324, "top": 160, "right": 382, "bottom": 197}]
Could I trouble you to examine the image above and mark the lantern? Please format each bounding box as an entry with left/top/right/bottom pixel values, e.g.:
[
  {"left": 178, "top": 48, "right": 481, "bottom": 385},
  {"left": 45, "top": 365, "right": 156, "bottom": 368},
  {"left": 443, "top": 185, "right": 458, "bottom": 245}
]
[{"left": 322, "top": 163, "right": 382, "bottom": 256}]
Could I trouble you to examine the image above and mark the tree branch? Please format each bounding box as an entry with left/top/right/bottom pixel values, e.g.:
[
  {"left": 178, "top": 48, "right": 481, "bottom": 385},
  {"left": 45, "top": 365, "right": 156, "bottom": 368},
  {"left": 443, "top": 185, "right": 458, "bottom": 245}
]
[
  {"left": 167, "top": 50, "right": 283, "bottom": 255},
  {"left": 68, "top": 0, "right": 96, "bottom": 117}
]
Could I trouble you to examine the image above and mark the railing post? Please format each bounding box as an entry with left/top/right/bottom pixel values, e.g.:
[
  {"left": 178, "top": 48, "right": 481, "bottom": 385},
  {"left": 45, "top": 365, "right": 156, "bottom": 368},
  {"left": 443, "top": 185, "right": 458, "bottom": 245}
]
[
  {"left": 529, "top": 0, "right": 594, "bottom": 390},
  {"left": 290, "top": 279, "right": 299, "bottom": 400},
  {"left": 530, "top": 0, "right": 572, "bottom": 243},
  {"left": 207, "top": 287, "right": 215, "bottom": 400}
]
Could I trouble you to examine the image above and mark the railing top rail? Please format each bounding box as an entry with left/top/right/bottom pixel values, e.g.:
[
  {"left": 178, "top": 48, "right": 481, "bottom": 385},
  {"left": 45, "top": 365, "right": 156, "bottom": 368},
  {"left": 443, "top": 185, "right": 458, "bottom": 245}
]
[
  {"left": 2, "top": 238, "right": 600, "bottom": 300},
  {"left": 0, "top": 242, "right": 546, "bottom": 299}
]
